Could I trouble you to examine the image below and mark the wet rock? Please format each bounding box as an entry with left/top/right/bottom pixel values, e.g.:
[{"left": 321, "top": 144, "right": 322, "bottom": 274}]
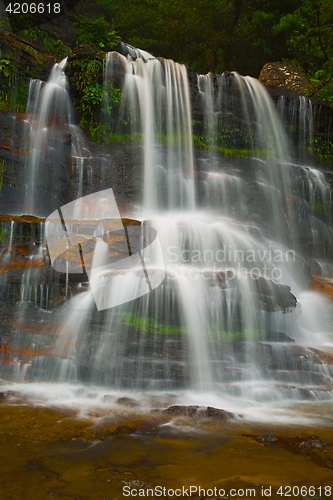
[
  {"left": 310, "top": 276, "right": 333, "bottom": 299},
  {"left": 214, "top": 272, "right": 297, "bottom": 312},
  {"left": 161, "top": 405, "right": 235, "bottom": 421},
  {"left": 256, "top": 435, "right": 278, "bottom": 443},
  {"left": 116, "top": 397, "right": 141, "bottom": 408},
  {"left": 67, "top": 44, "right": 105, "bottom": 62},
  {"left": 248, "top": 434, "right": 333, "bottom": 470},
  {"left": 162, "top": 405, "right": 199, "bottom": 417},
  {"left": 0, "top": 31, "right": 57, "bottom": 79},
  {"left": 0, "top": 390, "right": 17, "bottom": 399},
  {"left": 261, "top": 331, "right": 295, "bottom": 343},
  {"left": 113, "top": 426, "right": 136, "bottom": 437},
  {"left": 205, "top": 406, "right": 235, "bottom": 420},
  {"left": 258, "top": 62, "right": 310, "bottom": 93}
]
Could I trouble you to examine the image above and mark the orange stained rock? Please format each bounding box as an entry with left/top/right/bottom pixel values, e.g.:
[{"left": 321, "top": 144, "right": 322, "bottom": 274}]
[
  {"left": 285, "top": 195, "right": 300, "bottom": 202},
  {"left": 310, "top": 275, "right": 333, "bottom": 299},
  {"left": 0, "top": 344, "right": 11, "bottom": 354},
  {"left": 0, "top": 257, "right": 49, "bottom": 273},
  {"left": 0, "top": 144, "right": 30, "bottom": 155},
  {"left": 10, "top": 347, "right": 53, "bottom": 358}
]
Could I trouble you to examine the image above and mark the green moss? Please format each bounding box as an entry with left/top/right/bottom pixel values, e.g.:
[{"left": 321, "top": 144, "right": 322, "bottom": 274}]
[
  {"left": 0, "top": 227, "right": 10, "bottom": 242},
  {"left": 118, "top": 311, "right": 263, "bottom": 341},
  {"left": 70, "top": 55, "right": 122, "bottom": 142},
  {"left": 70, "top": 58, "right": 103, "bottom": 138},
  {"left": 209, "top": 326, "right": 262, "bottom": 341},
  {"left": 310, "top": 138, "right": 333, "bottom": 167},
  {"left": 0, "top": 55, "right": 30, "bottom": 112},
  {"left": 193, "top": 135, "right": 270, "bottom": 158},
  {"left": 309, "top": 202, "right": 324, "bottom": 214},
  {"left": 71, "top": 59, "right": 103, "bottom": 94},
  {"left": 102, "top": 132, "right": 142, "bottom": 144},
  {"left": 118, "top": 311, "right": 187, "bottom": 335},
  {"left": 18, "top": 27, "right": 69, "bottom": 60}
]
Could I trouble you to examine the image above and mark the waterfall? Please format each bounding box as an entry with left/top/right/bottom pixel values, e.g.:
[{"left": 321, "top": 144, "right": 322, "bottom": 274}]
[
  {"left": 104, "top": 52, "right": 195, "bottom": 211},
  {"left": 1, "top": 53, "right": 333, "bottom": 418},
  {"left": 23, "top": 59, "right": 91, "bottom": 215},
  {"left": 277, "top": 94, "right": 314, "bottom": 162}
]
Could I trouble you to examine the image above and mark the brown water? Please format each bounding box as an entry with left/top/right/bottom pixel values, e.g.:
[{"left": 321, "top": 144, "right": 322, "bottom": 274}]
[{"left": 1, "top": 400, "right": 333, "bottom": 500}]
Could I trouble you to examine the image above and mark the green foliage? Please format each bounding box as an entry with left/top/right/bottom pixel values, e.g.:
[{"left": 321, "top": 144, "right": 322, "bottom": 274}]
[
  {"left": 0, "top": 59, "right": 11, "bottom": 111},
  {"left": 118, "top": 311, "right": 262, "bottom": 342},
  {"left": 82, "top": 83, "right": 104, "bottom": 106},
  {"left": 18, "top": 27, "right": 69, "bottom": 60},
  {"left": 0, "top": 59, "right": 11, "bottom": 78},
  {"left": 70, "top": 58, "right": 103, "bottom": 135},
  {"left": 74, "top": 15, "right": 121, "bottom": 50},
  {"left": 70, "top": 55, "right": 123, "bottom": 141},
  {"left": 119, "top": 311, "right": 187, "bottom": 335},
  {"left": 0, "top": 58, "right": 30, "bottom": 113},
  {"left": 71, "top": 59, "right": 103, "bottom": 93},
  {"left": 98, "top": 0, "right": 333, "bottom": 78},
  {"left": 310, "top": 137, "right": 333, "bottom": 167},
  {"left": 110, "top": 87, "right": 121, "bottom": 105},
  {"left": 0, "top": 227, "right": 10, "bottom": 242},
  {"left": 304, "top": 61, "right": 333, "bottom": 107}
]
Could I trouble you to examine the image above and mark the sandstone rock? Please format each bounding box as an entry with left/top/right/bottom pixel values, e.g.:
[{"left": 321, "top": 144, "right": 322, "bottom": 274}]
[
  {"left": 258, "top": 62, "right": 310, "bottom": 93},
  {"left": 161, "top": 405, "right": 235, "bottom": 421},
  {"left": 0, "top": 31, "right": 57, "bottom": 79},
  {"left": 116, "top": 397, "right": 141, "bottom": 407},
  {"left": 67, "top": 44, "right": 105, "bottom": 62}
]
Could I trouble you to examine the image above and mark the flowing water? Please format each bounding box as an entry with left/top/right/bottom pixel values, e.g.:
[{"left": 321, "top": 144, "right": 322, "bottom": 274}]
[
  {"left": 1, "top": 53, "right": 333, "bottom": 423},
  {"left": 22, "top": 59, "right": 91, "bottom": 214}
]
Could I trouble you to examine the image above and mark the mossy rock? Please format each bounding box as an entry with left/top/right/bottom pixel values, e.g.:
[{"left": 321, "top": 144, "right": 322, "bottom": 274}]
[
  {"left": 0, "top": 31, "right": 57, "bottom": 79},
  {"left": 67, "top": 44, "right": 105, "bottom": 62}
]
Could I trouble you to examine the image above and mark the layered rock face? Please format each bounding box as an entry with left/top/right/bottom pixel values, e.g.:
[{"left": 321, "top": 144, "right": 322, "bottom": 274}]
[{"left": 0, "top": 33, "right": 333, "bottom": 398}]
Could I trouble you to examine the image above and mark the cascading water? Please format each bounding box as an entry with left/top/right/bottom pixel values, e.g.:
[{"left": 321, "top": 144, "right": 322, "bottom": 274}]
[
  {"left": 105, "top": 52, "right": 195, "bottom": 211},
  {"left": 23, "top": 58, "right": 91, "bottom": 214},
  {"left": 1, "top": 52, "right": 333, "bottom": 420}
]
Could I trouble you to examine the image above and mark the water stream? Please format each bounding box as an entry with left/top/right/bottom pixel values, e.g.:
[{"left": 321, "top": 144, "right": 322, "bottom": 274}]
[{"left": 1, "top": 53, "right": 333, "bottom": 422}]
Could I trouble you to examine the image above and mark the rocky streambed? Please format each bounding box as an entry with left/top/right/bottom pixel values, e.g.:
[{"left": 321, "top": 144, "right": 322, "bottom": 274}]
[{"left": 1, "top": 391, "right": 333, "bottom": 499}]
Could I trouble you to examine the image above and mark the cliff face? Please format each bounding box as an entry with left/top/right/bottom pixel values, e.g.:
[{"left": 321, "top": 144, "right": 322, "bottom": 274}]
[{"left": 1, "top": 22, "right": 333, "bottom": 395}]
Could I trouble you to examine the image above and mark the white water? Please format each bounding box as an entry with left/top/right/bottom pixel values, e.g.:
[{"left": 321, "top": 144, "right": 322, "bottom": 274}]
[
  {"left": 23, "top": 59, "right": 91, "bottom": 214},
  {"left": 2, "top": 55, "right": 333, "bottom": 423},
  {"left": 105, "top": 52, "right": 195, "bottom": 210}
]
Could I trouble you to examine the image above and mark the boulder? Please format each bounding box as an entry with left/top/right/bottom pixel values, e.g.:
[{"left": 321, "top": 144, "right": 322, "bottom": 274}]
[
  {"left": 258, "top": 62, "right": 310, "bottom": 93},
  {"left": 161, "top": 405, "right": 236, "bottom": 421}
]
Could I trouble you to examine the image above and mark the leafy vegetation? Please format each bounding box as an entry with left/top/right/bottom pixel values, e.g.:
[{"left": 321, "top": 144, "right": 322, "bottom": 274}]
[
  {"left": 18, "top": 26, "right": 69, "bottom": 60},
  {"left": 74, "top": 15, "right": 121, "bottom": 51},
  {"left": 0, "top": 227, "right": 10, "bottom": 242},
  {"left": 1, "top": 0, "right": 333, "bottom": 164},
  {"left": 98, "top": 0, "right": 333, "bottom": 85},
  {"left": 0, "top": 58, "right": 30, "bottom": 113}
]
